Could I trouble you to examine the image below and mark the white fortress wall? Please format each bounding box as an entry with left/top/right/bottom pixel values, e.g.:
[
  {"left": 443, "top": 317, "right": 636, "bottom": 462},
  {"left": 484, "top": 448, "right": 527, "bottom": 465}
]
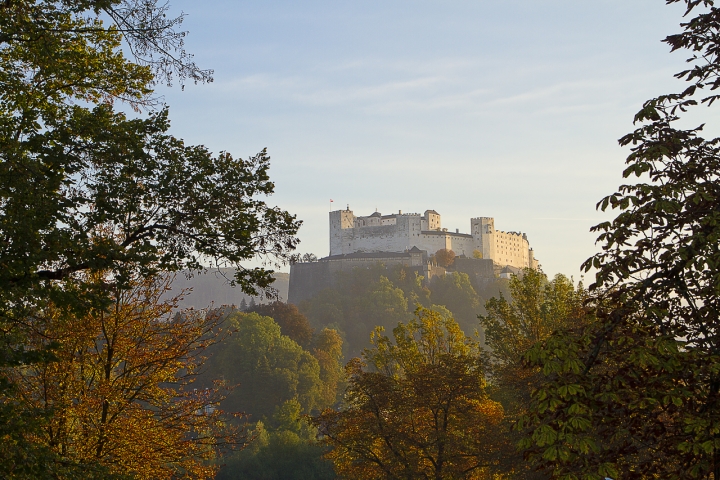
[
  {"left": 329, "top": 208, "right": 539, "bottom": 270},
  {"left": 494, "top": 230, "right": 532, "bottom": 269},
  {"left": 416, "top": 232, "right": 476, "bottom": 257}
]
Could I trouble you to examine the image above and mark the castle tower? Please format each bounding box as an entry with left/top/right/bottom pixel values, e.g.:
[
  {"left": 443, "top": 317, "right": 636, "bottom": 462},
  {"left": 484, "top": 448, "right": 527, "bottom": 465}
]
[
  {"left": 329, "top": 209, "right": 356, "bottom": 255},
  {"left": 471, "top": 217, "right": 496, "bottom": 262},
  {"left": 421, "top": 210, "right": 441, "bottom": 231}
]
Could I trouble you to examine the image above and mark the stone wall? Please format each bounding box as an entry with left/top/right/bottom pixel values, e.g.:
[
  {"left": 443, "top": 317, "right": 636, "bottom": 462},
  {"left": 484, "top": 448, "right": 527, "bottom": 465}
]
[
  {"left": 450, "top": 257, "right": 496, "bottom": 292},
  {"left": 288, "top": 261, "right": 334, "bottom": 305},
  {"left": 493, "top": 230, "right": 533, "bottom": 269},
  {"left": 288, "top": 250, "right": 425, "bottom": 304}
]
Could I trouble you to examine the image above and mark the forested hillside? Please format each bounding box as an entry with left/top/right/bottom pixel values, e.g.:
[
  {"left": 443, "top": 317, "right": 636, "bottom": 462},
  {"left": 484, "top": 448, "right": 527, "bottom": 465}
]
[{"left": 298, "top": 263, "right": 509, "bottom": 357}]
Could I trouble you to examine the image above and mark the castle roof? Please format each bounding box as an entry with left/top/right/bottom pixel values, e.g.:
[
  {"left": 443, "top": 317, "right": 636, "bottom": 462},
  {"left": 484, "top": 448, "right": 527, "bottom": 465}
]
[
  {"left": 369, "top": 212, "right": 382, "bottom": 218},
  {"left": 425, "top": 209, "right": 439, "bottom": 215},
  {"left": 421, "top": 230, "right": 473, "bottom": 239}
]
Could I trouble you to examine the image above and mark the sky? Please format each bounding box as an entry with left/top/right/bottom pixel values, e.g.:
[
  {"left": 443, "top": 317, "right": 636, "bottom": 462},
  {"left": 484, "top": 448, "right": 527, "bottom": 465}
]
[{"left": 152, "top": 0, "right": 692, "bottom": 280}]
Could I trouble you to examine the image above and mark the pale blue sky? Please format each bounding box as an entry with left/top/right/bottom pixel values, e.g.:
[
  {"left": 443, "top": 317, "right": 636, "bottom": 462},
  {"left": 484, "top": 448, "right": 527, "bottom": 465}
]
[{"left": 155, "top": 0, "right": 691, "bottom": 278}]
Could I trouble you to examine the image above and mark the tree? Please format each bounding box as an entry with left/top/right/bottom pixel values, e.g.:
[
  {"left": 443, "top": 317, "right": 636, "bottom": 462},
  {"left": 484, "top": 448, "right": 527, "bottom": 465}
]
[
  {"left": 248, "top": 301, "right": 315, "bottom": 347},
  {"left": 361, "top": 276, "right": 412, "bottom": 331},
  {"left": 218, "top": 414, "right": 336, "bottom": 480},
  {"left": 303, "top": 253, "right": 319, "bottom": 263},
  {"left": 216, "top": 303, "right": 343, "bottom": 409},
  {"left": 0, "top": 0, "right": 299, "bottom": 474},
  {"left": 0, "top": 0, "right": 298, "bottom": 295},
  {"left": 481, "top": 270, "right": 585, "bottom": 385},
  {"left": 203, "top": 312, "right": 326, "bottom": 419},
  {"left": 312, "top": 308, "right": 503, "bottom": 480},
  {"left": 435, "top": 248, "right": 456, "bottom": 267},
  {"left": 479, "top": 269, "right": 586, "bottom": 479},
  {"left": 197, "top": 315, "right": 343, "bottom": 479},
  {"left": 390, "top": 266, "right": 432, "bottom": 308},
  {"left": 8, "top": 273, "right": 242, "bottom": 478},
  {"left": 430, "top": 271, "right": 481, "bottom": 335},
  {"left": 519, "top": 1, "right": 720, "bottom": 478},
  {"left": 312, "top": 328, "right": 345, "bottom": 407}
]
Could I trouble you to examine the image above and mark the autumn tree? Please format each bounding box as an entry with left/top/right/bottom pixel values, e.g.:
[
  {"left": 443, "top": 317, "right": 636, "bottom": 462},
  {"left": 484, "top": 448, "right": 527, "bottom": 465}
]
[
  {"left": 8, "top": 273, "right": 242, "bottom": 478},
  {"left": 435, "top": 248, "right": 456, "bottom": 267},
  {"left": 479, "top": 269, "right": 586, "bottom": 479},
  {"left": 481, "top": 269, "right": 586, "bottom": 408},
  {"left": 312, "top": 307, "right": 503, "bottom": 480},
  {"left": 312, "top": 328, "right": 345, "bottom": 407},
  {"left": 0, "top": 0, "right": 299, "bottom": 473},
  {"left": 248, "top": 301, "right": 315, "bottom": 347},
  {"left": 519, "top": 1, "right": 720, "bottom": 478}
]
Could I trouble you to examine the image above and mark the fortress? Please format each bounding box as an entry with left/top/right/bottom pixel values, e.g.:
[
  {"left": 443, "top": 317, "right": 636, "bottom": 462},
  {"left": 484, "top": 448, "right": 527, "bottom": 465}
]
[
  {"left": 330, "top": 208, "right": 539, "bottom": 270},
  {"left": 287, "top": 208, "right": 540, "bottom": 304}
]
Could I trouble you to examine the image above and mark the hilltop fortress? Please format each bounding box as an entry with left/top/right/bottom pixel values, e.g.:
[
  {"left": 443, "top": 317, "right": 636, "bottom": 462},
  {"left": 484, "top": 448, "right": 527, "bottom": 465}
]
[
  {"left": 330, "top": 208, "right": 539, "bottom": 270},
  {"left": 288, "top": 208, "right": 540, "bottom": 304}
]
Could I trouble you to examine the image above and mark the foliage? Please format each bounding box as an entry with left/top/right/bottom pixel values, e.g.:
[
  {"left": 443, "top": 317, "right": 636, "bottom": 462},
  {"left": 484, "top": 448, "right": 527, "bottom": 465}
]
[
  {"left": 519, "top": 307, "right": 705, "bottom": 479},
  {"left": 519, "top": 1, "right": 720, "bottom": 478},
  {"left": 482, "top": 270, "right": 586, "bottom": 384},
  {"left": 312, "top": 308, "right": 503, "bottom": 480},
  {"left": 7, "top": 273, "right": 243, "bottom": 478},
  {"left": 300, "top": 267, "right": 415, "bottom": 358},
  {"left": 435, "top": 248, "right": 457, "bottom": 267},
  {"left": 200, "top": 312, "right": 342, "bottom": 421},
  {"left": 0, "top": 0, "right": 299, "bottom": 296},
  {"left": 248, "top": 301, "right": 315, "bottom": 347},
  {"left": 299, "top": 264, "right": 505, "bottom": 359},
  {"left": 0, "top": 0, "right": 299, "bottom": 473},
  {"left": 363, "top": 276, "right": 412, "bottom": 332},
  {"left": 244, "top": 301, "right": 344, "bottom": 405},
  {"left": 312, "top": 328, "right": 345, "bottom": 408},
  {"left": 218, "top": 417, "right": 336, "bottom": 480},
  {"left": 479, "top": 269, "right": 586, "bottom": 479},
  {"left": 203, "top": 312, "right": 322, "bottom": 419},
  {"left": 194, "top": 309, "right": 342, "bottom": 478},
  {"left": 430, "top": 271, "right": 482, "bottom": 335}
]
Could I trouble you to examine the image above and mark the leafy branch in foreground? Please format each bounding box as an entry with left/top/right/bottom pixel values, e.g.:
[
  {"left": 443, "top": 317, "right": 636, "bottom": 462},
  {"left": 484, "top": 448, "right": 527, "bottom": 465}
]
[
  {"left": 519, "top": 1, "right": 720, "bottom": 478},
  {"left": 0, "top": 0, "right": 300, "bottom": 475}
]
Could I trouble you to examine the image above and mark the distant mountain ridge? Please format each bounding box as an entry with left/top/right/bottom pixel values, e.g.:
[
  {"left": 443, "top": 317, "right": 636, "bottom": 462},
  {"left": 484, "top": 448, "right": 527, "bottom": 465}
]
[{"left": 168, "top": 269, "right": 289, "bottom": 310}]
